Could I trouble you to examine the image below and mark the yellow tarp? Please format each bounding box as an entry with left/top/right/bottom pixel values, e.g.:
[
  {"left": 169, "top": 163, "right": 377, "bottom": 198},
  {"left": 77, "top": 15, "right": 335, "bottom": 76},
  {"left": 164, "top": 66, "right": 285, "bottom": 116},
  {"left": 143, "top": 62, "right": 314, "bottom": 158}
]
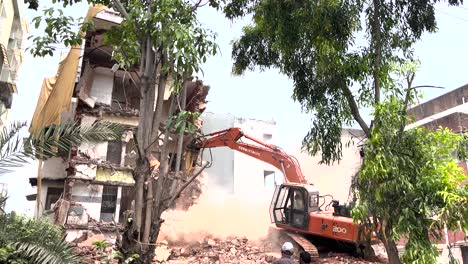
[{"left": 29, "top": 6, "right": 107, "bottom": 133}]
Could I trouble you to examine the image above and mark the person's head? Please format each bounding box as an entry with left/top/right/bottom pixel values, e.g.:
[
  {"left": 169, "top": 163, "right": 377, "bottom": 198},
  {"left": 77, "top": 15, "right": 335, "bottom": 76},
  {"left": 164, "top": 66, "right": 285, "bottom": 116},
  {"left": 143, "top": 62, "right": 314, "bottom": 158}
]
[
  {"left": 299, "top": 251, "right": 312, "bottom": 264},
  {"left": 281, "top": 242, "right": 294, "bottom": 256}
]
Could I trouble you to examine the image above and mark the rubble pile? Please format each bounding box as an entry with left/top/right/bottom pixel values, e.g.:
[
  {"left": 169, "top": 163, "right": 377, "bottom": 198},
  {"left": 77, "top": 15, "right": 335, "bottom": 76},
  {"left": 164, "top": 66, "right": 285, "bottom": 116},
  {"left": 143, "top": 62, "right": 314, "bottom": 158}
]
[
  {"left": 72, "top": 231, "right": 388, "bottom": 263},
  {"left": 153, "top": 236, "right": 388, "bottom": 264},
  {"left": 154, "top": 236, "right": 277, "bottom": 264}
]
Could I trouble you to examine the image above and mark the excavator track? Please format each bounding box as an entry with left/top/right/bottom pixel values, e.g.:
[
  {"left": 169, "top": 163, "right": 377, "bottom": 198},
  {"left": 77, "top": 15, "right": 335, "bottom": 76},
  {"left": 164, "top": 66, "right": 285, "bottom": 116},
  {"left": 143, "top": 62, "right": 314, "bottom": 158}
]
[{"left": 285, "top": 231, "right": 319, "bottom": 262}]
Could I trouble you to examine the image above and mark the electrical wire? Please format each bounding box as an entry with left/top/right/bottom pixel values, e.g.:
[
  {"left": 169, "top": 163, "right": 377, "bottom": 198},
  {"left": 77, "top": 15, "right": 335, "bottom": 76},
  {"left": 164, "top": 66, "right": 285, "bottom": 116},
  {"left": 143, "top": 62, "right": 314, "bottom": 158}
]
[
  {"left": 319, "top": 194, "right": 334, "bottom": 210},
  {"left": 456, "top": 5, "right": 468, "bottom": 11},
  {"left": 436, "top": 8, "right": 468, "bottom": 22}
]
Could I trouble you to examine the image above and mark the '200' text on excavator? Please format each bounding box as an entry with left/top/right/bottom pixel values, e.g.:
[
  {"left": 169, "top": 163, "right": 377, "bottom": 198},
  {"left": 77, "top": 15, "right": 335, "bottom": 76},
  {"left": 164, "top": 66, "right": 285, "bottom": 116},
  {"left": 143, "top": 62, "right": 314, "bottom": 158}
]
[{"left": 188, "top": 127, "right": 377, "bottom": 260}]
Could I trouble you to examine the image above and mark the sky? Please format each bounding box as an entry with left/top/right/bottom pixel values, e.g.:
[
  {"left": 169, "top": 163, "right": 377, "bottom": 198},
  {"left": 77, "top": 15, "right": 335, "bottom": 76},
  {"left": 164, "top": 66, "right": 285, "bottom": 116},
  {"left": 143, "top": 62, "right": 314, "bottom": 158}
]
[{"left": 3, "top": 1, "right": 468, "bottom": 215}]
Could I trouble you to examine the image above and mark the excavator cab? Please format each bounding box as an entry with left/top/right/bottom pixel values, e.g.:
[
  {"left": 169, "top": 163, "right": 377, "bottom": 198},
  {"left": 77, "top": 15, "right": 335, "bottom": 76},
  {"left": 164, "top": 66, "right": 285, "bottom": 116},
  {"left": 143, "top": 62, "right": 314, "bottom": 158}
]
[{"left": 270, "top": 184, "right": 320, "bottom": 230}]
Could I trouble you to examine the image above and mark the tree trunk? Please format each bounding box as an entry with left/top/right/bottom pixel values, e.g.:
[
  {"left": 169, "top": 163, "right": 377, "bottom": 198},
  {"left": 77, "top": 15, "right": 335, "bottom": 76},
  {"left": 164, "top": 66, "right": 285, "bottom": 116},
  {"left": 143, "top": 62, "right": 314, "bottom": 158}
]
[
  {"left": 120, "top": 158, "right": 150, "bottom": 261},
  {"left": 385, "top": 239, "right": 401, "bottom": 264},
  {"left": 380, "top": 221, "right": 402, "bottom": 264}
]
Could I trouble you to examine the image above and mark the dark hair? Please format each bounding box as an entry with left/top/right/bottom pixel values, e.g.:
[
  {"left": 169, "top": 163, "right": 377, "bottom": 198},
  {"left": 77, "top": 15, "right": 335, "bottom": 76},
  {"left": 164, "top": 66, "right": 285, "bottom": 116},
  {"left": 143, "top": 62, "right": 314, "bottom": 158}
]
[{"left": 300, "top": 251, "right": 311, "bottom": 263}]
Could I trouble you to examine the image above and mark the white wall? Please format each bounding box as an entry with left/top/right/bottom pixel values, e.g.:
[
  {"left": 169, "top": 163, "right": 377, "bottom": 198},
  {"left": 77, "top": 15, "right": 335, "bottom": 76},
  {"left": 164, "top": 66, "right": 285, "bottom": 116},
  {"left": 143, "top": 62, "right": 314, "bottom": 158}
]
[
  {"left": 90, "top": 67, "right": 113, "bottom": 105},
  {"left": 201, "top": 112, "right": 235, "bottom": 192},
  {"left": 71, "top": 183, "right": 103, "bottom": 221},
  {"left": 288, "top": 129, "right": 363, "bottom": 203},
  {"left": 42, "top": 157, "right": 67, "bottom": 180},
  {"left": 232, "top": 117, "right": 281, "bottom": 195},
  {"left": 201, "top": 112, "right": 281, "bottom": 195},
  {"left": 0, "top": 0, "right": 14, "bottom": 48}
]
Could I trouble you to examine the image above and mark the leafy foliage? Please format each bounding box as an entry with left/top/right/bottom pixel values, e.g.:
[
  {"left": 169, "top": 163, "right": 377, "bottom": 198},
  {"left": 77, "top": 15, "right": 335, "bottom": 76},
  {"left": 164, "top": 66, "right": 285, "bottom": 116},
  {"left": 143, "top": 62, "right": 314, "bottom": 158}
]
[
  {"left": 352, "top": 94, "right": 468, "bottom": 264},
  {"left": 223, "top": 0, "right": 462, "bottom": 164},
  {"left": 166, "top": 111, "right": 201, "bottom": 134},
  {"left": 104, "top": 0, "right": 218, "bottom": 87},
  {"left": 0, "top": 212, "right": 82, "bottom": 264},
  {"left": 28, "top": 8, "right": 94, "bottom": 57}
]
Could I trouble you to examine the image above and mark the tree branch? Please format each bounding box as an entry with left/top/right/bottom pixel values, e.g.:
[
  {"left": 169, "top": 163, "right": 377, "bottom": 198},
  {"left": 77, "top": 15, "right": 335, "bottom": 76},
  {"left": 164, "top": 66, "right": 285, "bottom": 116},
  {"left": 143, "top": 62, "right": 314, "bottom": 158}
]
[
  {"left": 371, "top": 0, "right": 382, "bottom": 105},
  {"left": 169, "top": 85, "right": 187, "bottom": 201},
  {"left": 149, "top": 53, "right": 168, "bottom": 147},
  {"left": 402, "top": 72, "right": 416, "bottom": 114},
  {"left": 411, "top": 85, "right": 445, "bottom": 90},
  {"left": 167, "top": 161, "right": 209, "bottom": 207},
  {"left": 191, "top": 0, "right": 208, "bottom": 11},
  {"left": 398, "top": 73, "right": 416, "bottom": 136},
  {"left": 111, "top": 0, "right": 129, "bottom": 18},
  {"left": 342, "top": 85, "right": 371, "bottom": 137}
]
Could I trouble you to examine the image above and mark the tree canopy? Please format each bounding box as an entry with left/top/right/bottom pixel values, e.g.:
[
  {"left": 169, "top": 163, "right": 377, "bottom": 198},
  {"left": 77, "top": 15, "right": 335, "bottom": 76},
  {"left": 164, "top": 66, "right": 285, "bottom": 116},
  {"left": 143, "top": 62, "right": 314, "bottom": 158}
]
[{"left": 225, "top": 0, "right": 463, "bottom": 164}]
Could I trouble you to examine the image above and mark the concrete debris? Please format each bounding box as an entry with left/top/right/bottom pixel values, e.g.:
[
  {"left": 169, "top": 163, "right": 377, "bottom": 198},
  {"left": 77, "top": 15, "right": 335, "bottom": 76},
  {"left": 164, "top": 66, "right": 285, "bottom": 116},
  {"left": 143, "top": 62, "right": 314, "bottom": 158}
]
[
  {"left": 154, "top": 245, "right": 172, "bottom": 262},
  {"left": 153, "top": 235, "right": 274, "bottom": 263},
  {"left": 153, "top": 235, "right": 388, "bottom": 264},
  {"left": 78, "top": 233, "right": 106, "bottom": 248},
  {"left": 72, "top": 233, "right": 388, "bottom": 264},
  {"left": 207, "top": 239, "right": 216, "bottom": 246}
]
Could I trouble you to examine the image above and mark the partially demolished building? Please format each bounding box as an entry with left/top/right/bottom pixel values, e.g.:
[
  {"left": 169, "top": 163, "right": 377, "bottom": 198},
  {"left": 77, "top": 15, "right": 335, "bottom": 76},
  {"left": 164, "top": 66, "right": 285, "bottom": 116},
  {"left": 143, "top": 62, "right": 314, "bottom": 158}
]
[{"left": 27, "top": 6, "right": 209, "bottom": 233}]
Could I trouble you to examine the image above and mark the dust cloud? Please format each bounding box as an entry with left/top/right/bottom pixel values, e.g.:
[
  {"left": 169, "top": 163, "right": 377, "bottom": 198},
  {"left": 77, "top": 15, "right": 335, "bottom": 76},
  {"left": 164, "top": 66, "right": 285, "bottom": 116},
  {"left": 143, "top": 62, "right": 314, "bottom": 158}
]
[{"left": 159, "top": 175, "right": 275, "bottom": 244}]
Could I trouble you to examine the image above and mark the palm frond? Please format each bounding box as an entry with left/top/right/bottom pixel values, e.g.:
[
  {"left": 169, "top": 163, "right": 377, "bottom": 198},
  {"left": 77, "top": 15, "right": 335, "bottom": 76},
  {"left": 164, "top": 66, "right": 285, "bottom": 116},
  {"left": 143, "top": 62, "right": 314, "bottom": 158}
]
[
  {"left": 27, "top": 121, "right": 125, "bottom": 160},
  {"left": 0, "top": 120, "right": 124, "bottom": 175},
  {"left": 14, "top": 240, "right": 82, "bottom": 264},
  {"left": 0, "top": 121, "right": 29, "bottom": 174}
]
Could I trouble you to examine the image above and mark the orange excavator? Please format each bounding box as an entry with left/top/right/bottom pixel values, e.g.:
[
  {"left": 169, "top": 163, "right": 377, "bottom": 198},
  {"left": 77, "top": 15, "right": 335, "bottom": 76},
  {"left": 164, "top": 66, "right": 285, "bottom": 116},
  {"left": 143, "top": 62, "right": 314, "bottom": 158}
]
[{"left": 188, "top": 127, "right": 376, "bottom": 260}]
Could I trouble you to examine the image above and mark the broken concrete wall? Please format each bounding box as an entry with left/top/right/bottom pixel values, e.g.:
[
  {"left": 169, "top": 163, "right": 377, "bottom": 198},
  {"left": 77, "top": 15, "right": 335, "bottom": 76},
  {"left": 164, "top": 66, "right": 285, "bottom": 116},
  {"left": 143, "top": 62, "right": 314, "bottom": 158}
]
[
  {"left": 78, "top": 115, "right": 108, "bottom": 160},
  {"left": 74, "top": 164, "right": 97, "bottom": 180},
  {"left": 71, "top": 183, "right": 103, "bottom": 221},
  {"left": 89, "top": 67, "right": 113, "bottom": 105},
  {"left": 39, "top": 180, "right": 129, "bottom": 225}
]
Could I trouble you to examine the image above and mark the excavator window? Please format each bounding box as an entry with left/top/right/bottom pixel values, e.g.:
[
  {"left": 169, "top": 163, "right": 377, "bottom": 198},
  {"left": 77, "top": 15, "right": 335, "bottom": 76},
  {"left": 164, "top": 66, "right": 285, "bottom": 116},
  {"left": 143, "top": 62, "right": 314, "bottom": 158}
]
[
  {"left": 309, "top": 194, "right": 319, "bottom": 208},
  {"left": 271, "top": 185, "right": 289, "bottom": 223},
  {"left": 270, "top": 185, "right": 309, "bottom": 230}
]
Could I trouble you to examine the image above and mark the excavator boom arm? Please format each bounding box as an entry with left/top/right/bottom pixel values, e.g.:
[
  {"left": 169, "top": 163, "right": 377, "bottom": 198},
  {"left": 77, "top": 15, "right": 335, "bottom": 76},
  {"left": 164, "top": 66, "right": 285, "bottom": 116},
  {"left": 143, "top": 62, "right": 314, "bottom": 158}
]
[{"left": 191, "top": 128, "right": 308, "bottom": 184}]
